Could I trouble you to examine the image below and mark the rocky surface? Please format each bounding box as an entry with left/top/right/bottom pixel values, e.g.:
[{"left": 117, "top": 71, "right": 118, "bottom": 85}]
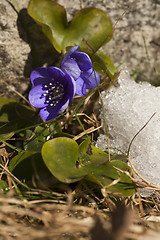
[
  {"left": 0, "top": 0, "right": 160, "bottom": 98},
  {"left": 0, "top": 0, "right": 58, "bottom": 98}
]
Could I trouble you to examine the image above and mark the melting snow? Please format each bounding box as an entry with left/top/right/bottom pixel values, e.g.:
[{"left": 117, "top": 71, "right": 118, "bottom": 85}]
[{"left": 96, "top": 67, "right": 160, "bottom": 195}]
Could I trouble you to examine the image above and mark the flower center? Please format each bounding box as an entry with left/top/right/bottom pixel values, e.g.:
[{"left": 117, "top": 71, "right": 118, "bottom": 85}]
[{"left": 42, "top": 81, "right": 64, "bottom": 107}]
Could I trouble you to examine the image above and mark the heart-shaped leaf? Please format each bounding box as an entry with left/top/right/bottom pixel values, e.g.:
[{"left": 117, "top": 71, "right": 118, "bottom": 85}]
[
  {"left": 42, "top": 137, "right": 86, "bottom": 183},
  {"left": 78, "top": 138, "right": 109, "bottom": 166},
  {"left": 62, "top": 8, "right": 112, "bottom": 52},
  {"left": 28, "top": 0, "right": 112, "bottom": 53},
  {"left": 28, "top": 0, "right": 67, "bottom": 52},
  {"left": 85, "top": 160, "right": 136, "bottom": 196},
  {"left": 41, "top": 137, "right": 136, "bottom": 196}
]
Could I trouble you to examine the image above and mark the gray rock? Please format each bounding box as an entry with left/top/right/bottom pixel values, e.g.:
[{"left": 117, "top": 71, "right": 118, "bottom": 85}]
[
  {"left": 0, "top": 0, "right": 58, "bottom": 98},
  {"left": 0, "top": 0, "right": 160, "bottom": 98}
]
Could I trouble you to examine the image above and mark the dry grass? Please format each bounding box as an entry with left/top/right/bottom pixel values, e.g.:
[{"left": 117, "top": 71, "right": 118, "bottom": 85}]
[{"left": 0, "top": 189, "right": 159, "bottom": 240}]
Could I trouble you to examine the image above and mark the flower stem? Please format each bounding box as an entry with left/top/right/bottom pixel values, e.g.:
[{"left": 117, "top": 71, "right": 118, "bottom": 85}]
[
  {"left": 74, "top": 111, "right": 86, "bottom": 132},
  {"left": 94, "top": 70, "right": 111, "bottom": 161}
]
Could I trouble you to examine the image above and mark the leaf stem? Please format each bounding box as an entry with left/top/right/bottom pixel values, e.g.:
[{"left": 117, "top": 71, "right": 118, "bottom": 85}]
[{"left": 74, "top": 111, "right": 86, "bottom": 132}]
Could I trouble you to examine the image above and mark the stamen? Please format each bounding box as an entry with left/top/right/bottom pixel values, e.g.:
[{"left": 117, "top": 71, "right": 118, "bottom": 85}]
[{"left": 43, "top": 81, "right": 64, "bottom": 107}]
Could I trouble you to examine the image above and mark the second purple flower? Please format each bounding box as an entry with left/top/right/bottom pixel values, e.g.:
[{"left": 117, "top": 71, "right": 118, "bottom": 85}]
[{"left": 61, "top": 46, "right": 100, "bottom": 96}]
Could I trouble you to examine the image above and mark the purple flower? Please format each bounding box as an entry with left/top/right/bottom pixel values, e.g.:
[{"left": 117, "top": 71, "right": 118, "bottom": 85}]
[
  {"left": 61, "top": 46, "right": 100, "bottom": 96},
  {"left": 28, "top": 67, "right": 75, "bottom": 121}
]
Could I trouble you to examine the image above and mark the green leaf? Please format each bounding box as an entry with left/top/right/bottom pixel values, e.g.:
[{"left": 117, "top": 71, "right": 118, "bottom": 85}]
[
  {"left": 95, "top": 53, "right": 117, "bottom": 75},
  {"left": 9, "top": 152, "right": 55, "bottom": 188},
  {"left": 24, "top": 130, "right": 43, "bottom": 152},
  {"left": 41, "top": 137, "right": 136, "bottom": 196},
  {"left": 28, "top": 0, "right": 67, "bottom": 53},
  {"left": 28, "top": 0, "right": 112, "bottom": 53},
  {"left": 0, "top": 180, "right": 8, "bottom": 192},
  {"left": 42, "top": 137, "right": 86, "bottom": 183},
  {"left": 24, "top": 125, "right": 54, "bottom": 153},
  {"left": 85, "top": 160, "right": 136, "bottom": 196},
  {"left": 78, "top": 138, "right": 109, "bottom": 166},
  {"left": 86, "top": 52, "right": 117, "bottom": 78},
  {"left": 0, "top": 97, "right": 39, "bottom": 140},
  {"left": 9, "top": 152, "right": 37, "bottom": 172},
  {"left": 62, "top": 8, "right": 112, "bottom": 52}
]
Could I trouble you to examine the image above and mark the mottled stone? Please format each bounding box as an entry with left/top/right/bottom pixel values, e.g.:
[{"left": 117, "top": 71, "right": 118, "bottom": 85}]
[{"left": 0, "top": 0, "right": 160, "bottom": 99}]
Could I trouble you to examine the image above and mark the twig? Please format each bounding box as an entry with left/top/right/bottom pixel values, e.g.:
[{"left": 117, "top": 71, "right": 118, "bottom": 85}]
[
  {"left": 0, "top": 78, "right": 33, "bottom": 108},
  {"left": 127, "top": 112, "right": 157, "bottom": 156},
  {"left": 73, "top": 124, "right": 103, "bottom": 141}
]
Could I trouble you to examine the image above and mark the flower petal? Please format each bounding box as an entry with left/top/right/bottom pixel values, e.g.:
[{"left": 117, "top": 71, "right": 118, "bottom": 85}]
[
  {"left": 61, "top": 58, "right": 81, "bottom": 80},
  {"left": 81, "top": 69, "right": 100, "bottom": 89},
  {"left": 58, "top": 99, "right": 70, "bottom": 114},
  {"left": 75, "top": 77, "right": 86, "bottom": 96},
  {"left": 63, "top": 74, "right": 76, "bottom": 101},
  {"left": 40, "top": 107, "right": 59, "bottom": 121},
  {"left": 71, "top": 52, "right": 92, "bottom": 71},
  {"left": 30, "top": 67, "right": 50, "bottom": 86},
  {"left": 48, "top": 67, "right": 76, "bottom": 102},
  {"left": 29, "top": 65, "right": 77, "bottom": 121},
  {"left": 28, "top": 85, "right": 48, "bottom": 108},
  {"left": 40, "top": 86, "right": 71, "bottom": 120},
  {"left": 62, "top": 46, "right": 80, "bottom": 63},
  {"left": 40, "top": 99, "right": 70, "bottom": 121},
  {"left": 47, "top": 67, "right": 65, "bottom": 81}
]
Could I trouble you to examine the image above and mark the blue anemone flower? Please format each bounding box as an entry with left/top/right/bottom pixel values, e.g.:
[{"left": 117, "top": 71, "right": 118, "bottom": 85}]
[
  {"left": 61, "top": 46, "right": 100, "bottom": 96},
  {"left": 28, "top": 67, "right": 75, "bottom": 121}
]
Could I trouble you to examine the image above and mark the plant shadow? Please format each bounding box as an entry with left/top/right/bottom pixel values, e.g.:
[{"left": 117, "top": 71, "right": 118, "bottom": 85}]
[{"left": 17, "top": 8, "right": 61, "bottom": 78}]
